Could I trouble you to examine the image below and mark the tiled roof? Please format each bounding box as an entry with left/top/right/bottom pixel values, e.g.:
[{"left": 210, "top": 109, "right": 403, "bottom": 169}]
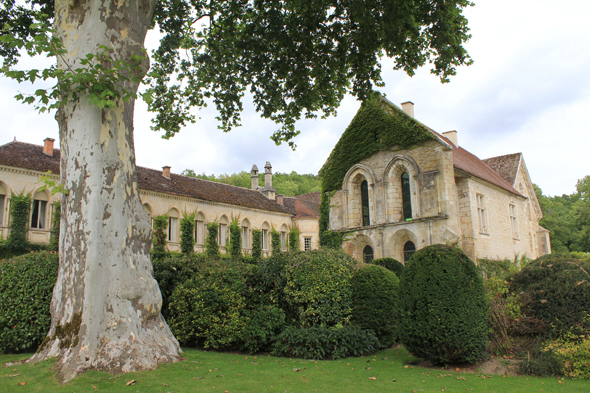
[
  {"left": 293, "top": 191, "right": 321, "bottom": 205},
  {"left": 282, "top": 193, "right": 320, "bottom": 218},
  {"left": 482, "top": 153, "right": 522, "bottom": 186},
  {"left": 0, "top": 141, "right": 291, "bottom": 214}
]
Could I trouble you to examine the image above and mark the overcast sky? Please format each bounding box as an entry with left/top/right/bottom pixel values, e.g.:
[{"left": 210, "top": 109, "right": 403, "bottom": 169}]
[{"left": 1, "top": 0, "right": 589, "bottom": 197}]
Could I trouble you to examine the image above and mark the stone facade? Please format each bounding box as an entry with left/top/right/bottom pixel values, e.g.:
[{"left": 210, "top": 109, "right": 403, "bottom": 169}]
[
  {"left": 327, "top": 100, "right": 550, "bottom": 263},
  {"left": 0, "top": 140, "right": 320, "bottom": 255}
]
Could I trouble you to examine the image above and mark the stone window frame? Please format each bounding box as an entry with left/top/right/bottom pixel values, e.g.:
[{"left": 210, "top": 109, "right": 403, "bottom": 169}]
[
  {"left": 280, "top": 223, "right": 289, "bottom": 251},
  {"left": 241, "top": 218, "right": 250, "bottom": 250},
  {"left": 509, "top": 203, "right": 519, "bottom": 239},
  {"left": 384, "top": 155, "right": 421, "bottom": 223},
  {"left": 476, "top": 194, "right": 488, "bottom": 234},
  {"left": 167, "top": 207, "right": 179, "bottom": 243},
  {"left": 261, "top": 221, "right": 270, "bottom": 250},
  {"left": 342, "top": 164, "right": 376, "bottom": 228},
  {"left": 195, "top": 211, "right": 206, "bottom": 245},
  {"left": 30, "top": 189, "right": 50, "bottom": 230},
  {"left": 0, "top": 180, "right": 10, "bottom": 227},
  {"left": 218, "top": 215, "right": 229, "bottom": 247},
  {"left": 304, "top": 236, "right": 312, "bottom": 251}
]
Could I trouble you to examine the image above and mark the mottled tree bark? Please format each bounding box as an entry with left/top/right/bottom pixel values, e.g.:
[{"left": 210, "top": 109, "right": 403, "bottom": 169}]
[{"left": 31, "top": 0, "right": 181, "bottom": 382}]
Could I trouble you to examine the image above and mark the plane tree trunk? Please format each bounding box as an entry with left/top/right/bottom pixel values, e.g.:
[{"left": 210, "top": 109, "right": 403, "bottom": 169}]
[{"left": 31, "top": 0, "right": 181, "bottom": 382}]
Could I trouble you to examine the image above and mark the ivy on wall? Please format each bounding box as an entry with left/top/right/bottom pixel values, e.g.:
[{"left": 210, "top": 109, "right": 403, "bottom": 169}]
[
  {"left": 252, "top": 229, "right": 262, "bottom": 261},
  {"left": 318, "top": 94, "right": 435, "bottom": 246},
  {"left": 8, "top": 192, "right": 32, "bottom": 252},
  {"left": 49, "top": 200, "right": 61, "bottom": 252},
  {"left": 180, "top": 211, "right": 196, "bottom": 254},
  {"left": 152, "top": 215, "right": 169, "bottom": 260},
  {"left": 288, "top": 225, "right": 300, "bottom": 253},
  {"left": 271, "top": 228, "right": 281, "bottom": 256},
  {"left": 205, "top": 222, "right": 220, "bottom": 258},
  {"left": 229, "top": 216, "right": 242, "bottom": 259}
]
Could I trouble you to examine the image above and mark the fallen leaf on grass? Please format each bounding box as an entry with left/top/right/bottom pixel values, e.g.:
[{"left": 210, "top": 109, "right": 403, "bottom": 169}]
[
  {"left": 7, "top": 374, "right": 20, "bottom": 378},
  {"left": 369, "top": 377, "right": 377, "bottom": 380},
  {"left": 126, "top": 380, "right": 136, "bottom": 386},
  {"left": 18, "top": 382, "right": 26, "bottom": 386},
  {"left": 194, "top": 377, "right": 204, "bottom": 380}
]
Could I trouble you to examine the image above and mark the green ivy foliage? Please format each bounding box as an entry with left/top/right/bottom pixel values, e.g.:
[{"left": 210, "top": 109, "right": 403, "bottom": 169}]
[
  {"left": 251, "top": 229, "right": 262, "bottom": 261},
  {"left": 319, "top": 191, "right": 344, "bottom": 248},
  {"left": 271, "top": 227, "right": 281, "bottom": 256},
  {"left": 271, "top": 325, "right": 379, "bottom": 360},
  {"left": 370, "top": 257, "right": 404, "bottom": 278},
  {"left": 284, "top": 248, "right": 357, "bottom": 328},
  {"left": 509, "top": 254, "right": 590, "bottom": 338},
  {"left": 398, "top": 244, "right": 489, "bottom": 366},
  {"left": 288, "top": 226, "right": 300, "bottom": 252},
  {"left": 0, "top": 251, "right": 59, "bottom": 353},
  {"left": 179, "top": 212, "right": 196, "bottom": 254},
  {"left": 242, "top": 305, "right": 286, "bottom": 354},
  {"left": 7, "top": 192, "right": 32, "bottom": 253},
  {"left": 151, "top": 215, "right": 168, "bottom": 261},
  {"left": 49, "top": 200, "right": 60, "bottom": 252},
  {"left": 205, "top": 222, "right": 219, "bottom": 258},
  {"left": 351, "top": 264, "right": 400, "bottom": 348},
  {"left": 168, "top": 260, "right": 255, "bottom": 349},
  {"left": 229, "top": 216, "right": 242, "bottom": 259}
]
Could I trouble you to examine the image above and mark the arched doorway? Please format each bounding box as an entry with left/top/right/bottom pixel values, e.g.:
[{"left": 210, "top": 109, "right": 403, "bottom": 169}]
[
  {"left": 403, "top": 241, "right": 416, "bottom": 263},
  {"left": 363, "top": 245, "right": 374, "bottom": 263}
]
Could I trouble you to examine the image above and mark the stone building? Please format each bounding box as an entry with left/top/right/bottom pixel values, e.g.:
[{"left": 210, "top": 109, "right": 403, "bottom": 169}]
[
  {"left": 323, "top": 97, "right": 550, "bottom": 263},
  {"left": 0, "top": 139, "right": 320, "bottom": 254}
]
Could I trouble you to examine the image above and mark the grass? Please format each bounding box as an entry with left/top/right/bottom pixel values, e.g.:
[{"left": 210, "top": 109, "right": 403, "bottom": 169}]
[{"left": 1, "top": 347, "right": 588, "bottom": 392}]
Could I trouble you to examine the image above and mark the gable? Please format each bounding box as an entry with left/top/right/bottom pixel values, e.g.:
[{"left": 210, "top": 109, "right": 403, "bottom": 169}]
[{"left": 320, "top": 94, "right": 436, "bottom": 193}]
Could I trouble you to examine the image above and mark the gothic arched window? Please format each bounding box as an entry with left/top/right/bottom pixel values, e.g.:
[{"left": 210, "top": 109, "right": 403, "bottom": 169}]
[
  {"left": 401, "top": 172, "right": 412, "bottom": 221},
  {"left": 403, "top": 241, "right": 416, "bottom": 263},
  {"left": 363, "top": 245, "right": 374, "bottom": 263},
  {"left": 361, "top": 180, "right": 370, "bottom": 226}
]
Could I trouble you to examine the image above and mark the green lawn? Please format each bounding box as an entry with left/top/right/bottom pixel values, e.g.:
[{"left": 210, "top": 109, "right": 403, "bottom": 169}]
[{"left": 1, "top": 347, "right": 588, "bottom": 392}]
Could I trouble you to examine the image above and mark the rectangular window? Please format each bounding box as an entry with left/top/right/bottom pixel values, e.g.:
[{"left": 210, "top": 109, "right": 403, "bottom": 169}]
[
  {"left": 168, "top": 217, "right": 178, "bottom": 242},
  {"left": 304, "top": 237, "right": 312, "bottom": 251},
  {"left": 476, "top": 194, "right": 487, "bottom": 234},
  {"left": 262, "top": 229, "right": 268, "bottom": 250},
  {"left": 195, "top": 220, "right": 204, "bottom": 245},
  {"left": 31, "top": 200, "right": 47, "bottom": 229},
  {"left": 280, "top": 231, "right": 287, "bottom": 251},
  {"left": 510, "top": 204, "right": 518, "bottom": 238},
  {"left": 242, "top": 227, "right": 248, "bottom": 249},
  {"left": 218, "top": 223, "right": 227, "bottom": 246}
]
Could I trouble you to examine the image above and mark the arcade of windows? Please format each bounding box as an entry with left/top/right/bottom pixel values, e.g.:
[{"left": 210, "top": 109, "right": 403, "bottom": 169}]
[{"left": 359, "top": 171, "right": 412, "bottom": 228}]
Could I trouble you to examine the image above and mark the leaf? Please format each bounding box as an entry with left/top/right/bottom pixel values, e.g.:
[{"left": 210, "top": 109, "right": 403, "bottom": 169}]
[
  {"left": 369, "top": 377, "right": 377, "bottom": 380},
  {"left": 126, "top": 380, "right": 136, "bottom": 386},
  {"left": 18, "top": 382, "right": 27, "bottom": 386}
]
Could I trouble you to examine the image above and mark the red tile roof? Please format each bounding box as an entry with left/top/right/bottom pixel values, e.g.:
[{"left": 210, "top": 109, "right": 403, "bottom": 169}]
[
  {"left": 482, "top": 153, "right": 522, "bottom": 186},
  {"left": 282, "top": 193, "right": 320, "bottom": 218},
  {"left": 0, "top": 141, "right": 291, "bottom": 214}
]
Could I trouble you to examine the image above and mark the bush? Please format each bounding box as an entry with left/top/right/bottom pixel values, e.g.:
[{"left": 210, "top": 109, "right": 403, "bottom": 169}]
[
  {"left": 205, "top": 222, "right": 219, "bottom": 258},
  {"left": 255, "top": 252, "right": 293, "bottom": 316},
  {"left": 398, "top": 244, "right": 489, "bottom": 365},
  {"left": 252, "top": 229, "right": 262, "bottom": 260},
  {"left": 242, "top": 305, "right": 286, "bottom": 354},
  {"left": 288, "top": 226, "right": 300, "bottom": 252},
  {"left": 179, "top": 212, "right": 196, "bottom": 254},
  {"left": 518, "top": 339, "right": 563, "bottom": 378},
  {"left": 510, "top": 254, "right": 590, "bottom": 338},
  {"left": 271, "top": 325, "right": 379, "bottom": 359},
  {"left": 485, "top": 276, "right": 522, "bottom": 356},
  {"left": 152, "top": 215, "right": 168, "bottom": 260},
  {"left": 370, "top": 257, "right": 404, "bottom": 277},
  {"left": 284, "top": 248, "right": 357, "bottom": 327},
  {"left": 0, "top": 251, "right": 59, "bottom": 353},
  {"left": 350, "top": 264, "right": 399, "bottom": 347},
  {"left": 152, "top": 253, "right": 206, "bottom": 320},
  {"left": 543, "top": 327, "right": 590, "bottom": 379},
  {"left": 168, "top": 259, "right": 254, "bottom": 349}
]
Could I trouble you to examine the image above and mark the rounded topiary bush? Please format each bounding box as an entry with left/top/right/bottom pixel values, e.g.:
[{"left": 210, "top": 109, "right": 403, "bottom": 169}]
[
  {"left": 284, "top": 247, "right": 357, "bottom": 327},
  {"left": 351, "top": 264, "right": 399, "bottom": 347},
  {"left": 168, "top": 259, "right": 254, "bottom": 349},
  {"left": 398, "top": 244, "right": 489, "bottom": 365},
  {"left": 510, "top": 254, "right": 590, "bottom": 338},
  {"left": 370, "top": 257, "right": 404, "bottom": 277},
  {"left": 0, "top": 251, "right": 59, "bottom": 353}
]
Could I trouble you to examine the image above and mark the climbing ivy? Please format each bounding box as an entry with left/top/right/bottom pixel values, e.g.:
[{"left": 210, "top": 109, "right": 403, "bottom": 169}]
[
  {"left": 180, "top": 211, "right": 196, "bottom": 254},
  {"left": 271, "top": 228, "right": 281, "bottom": 256},
  {"left": 205, "top": 222, "right": 220, "bottom": 258},
  {"left": 252, "top": 229, "right": 262, "bottom": 261},
  {"left": 318, "top": 94, "right": 435, "bottom": 245},
  {"left": 49, "top": 200, "right": 60, "bottom": 252},
  {"left": 7, "top": 192, "right": 32, "bottom": 253},
  {"left": 319, "top": 95, "right": 435, "bottom": 193},
  {"left": 229, "top": 215, "right": 242, "bottom": 259},
  {"left": 288, "top": 225, "right": 300, "bottom": 253},
  {"left": 152, "top": 215, "right": 169, "bottom": 260}
]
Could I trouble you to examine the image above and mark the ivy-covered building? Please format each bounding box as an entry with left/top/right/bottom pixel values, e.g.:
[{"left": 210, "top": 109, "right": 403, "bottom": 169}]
[
  {"left": 0, "top": 139, "right": 320, "bottom": 255},
  {"left": 320, "top": 96, "right": 551, "bottom": 263}
]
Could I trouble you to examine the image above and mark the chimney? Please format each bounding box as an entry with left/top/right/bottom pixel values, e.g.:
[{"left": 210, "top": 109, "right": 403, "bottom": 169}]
[
  {"left": 162, "top": 166, "right": 171, "bottom": 179},
  {"left": 250, "top": 164, "right": 259, "bottom": 190},
  {"left": 401, "top": 101, "right": 414, "bottom": 118},
  {"left": 442, "top": 130, "right": 458, "bottom": 147},
  {"left": 264, "top": 161, "right": 273, "bottom": 188},
  {"left": 276, "top": 194, "right": 284, "bottom": 205},
  {"left": 43, "top": 138, "right": 55, "bottom": 156}
]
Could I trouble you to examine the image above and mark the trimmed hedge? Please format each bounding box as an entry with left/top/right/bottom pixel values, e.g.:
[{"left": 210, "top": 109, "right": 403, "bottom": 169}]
[
  {"left": 351, "top": 264, "right": 399, "bottom": 347},
  {"left": 271, "top": 325, "right": 379, "bottom": 359},
  {"left": 370, "top": 257, "right": 404, "bottom": 277},
  {"left": 0, "top": 251, "right": 59, "bottom": 353},
  {"left": 398, "top": 244, "right": 489, "bottom": 365},
  {"left": 510, "top": 254, "right": 590, "bottom": 338}
]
